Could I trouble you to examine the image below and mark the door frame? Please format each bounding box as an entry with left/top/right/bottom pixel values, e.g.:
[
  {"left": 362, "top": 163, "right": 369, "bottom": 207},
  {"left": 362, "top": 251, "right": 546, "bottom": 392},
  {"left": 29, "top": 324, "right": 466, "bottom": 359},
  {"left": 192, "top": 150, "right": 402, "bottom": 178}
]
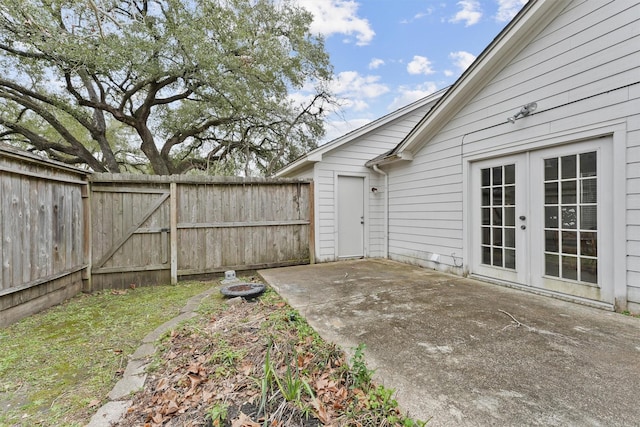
[
  {"left": 462, "top": 122, "right": 627, "bottom": 308},
  {"left": 334, "top": 172, "right": 369, "bottom": 259}
]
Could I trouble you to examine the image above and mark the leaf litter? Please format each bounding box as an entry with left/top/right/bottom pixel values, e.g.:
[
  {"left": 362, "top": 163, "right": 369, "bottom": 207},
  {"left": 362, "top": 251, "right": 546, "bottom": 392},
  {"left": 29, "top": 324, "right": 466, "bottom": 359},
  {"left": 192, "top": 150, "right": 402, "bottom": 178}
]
[{"left": 119, "top": 286, "right": 424, "bottom": 427}]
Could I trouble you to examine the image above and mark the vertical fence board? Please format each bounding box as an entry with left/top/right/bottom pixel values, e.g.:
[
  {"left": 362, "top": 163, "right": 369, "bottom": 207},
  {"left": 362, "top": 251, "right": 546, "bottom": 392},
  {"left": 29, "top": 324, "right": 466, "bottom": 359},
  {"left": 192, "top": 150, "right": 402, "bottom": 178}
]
[
  {"left": 0, "top": 175, "right": 3, "bottom": 290},
  {"left": 2, "top": 176, "right": 12, "bottom": 289},
  {"left": 21, "top": 176, "right": 31, "bottom": 283}
]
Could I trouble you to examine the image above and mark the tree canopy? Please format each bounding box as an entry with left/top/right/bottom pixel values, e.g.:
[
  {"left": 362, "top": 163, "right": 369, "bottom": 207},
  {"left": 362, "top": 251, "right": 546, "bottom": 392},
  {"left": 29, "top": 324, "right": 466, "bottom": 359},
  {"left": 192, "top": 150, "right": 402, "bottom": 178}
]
[{"left": 0, "top": 0, "right": 334, "bottom": 175}]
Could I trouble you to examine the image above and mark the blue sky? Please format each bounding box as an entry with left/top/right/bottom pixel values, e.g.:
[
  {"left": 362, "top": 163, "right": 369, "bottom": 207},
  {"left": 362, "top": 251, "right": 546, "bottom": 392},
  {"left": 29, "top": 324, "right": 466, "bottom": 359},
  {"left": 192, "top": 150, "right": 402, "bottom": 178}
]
[{"left": 295, "top": 0, "right": 528, "bottom": 142}]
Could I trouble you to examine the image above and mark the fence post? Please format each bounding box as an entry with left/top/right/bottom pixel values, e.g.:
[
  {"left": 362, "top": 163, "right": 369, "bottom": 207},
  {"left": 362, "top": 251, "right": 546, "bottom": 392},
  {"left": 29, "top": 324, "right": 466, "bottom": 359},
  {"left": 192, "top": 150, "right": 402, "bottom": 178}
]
[
  {"left": 82, "top": 180, "right": 92, "bottom": 292},
  {"left": 309, "top": 181, "right": 315, "bottom": 264},
  {"left": 170, "top": 181, "right": 178, "bottom": 284}
]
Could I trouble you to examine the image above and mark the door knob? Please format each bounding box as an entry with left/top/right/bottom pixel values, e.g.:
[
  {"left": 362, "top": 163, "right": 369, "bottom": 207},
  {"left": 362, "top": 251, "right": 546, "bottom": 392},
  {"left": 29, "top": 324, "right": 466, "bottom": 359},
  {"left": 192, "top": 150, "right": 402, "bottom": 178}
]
[
  {"left": 519, "top": 215, "right": 526, "bottom": 221},
  {"left": 521, "top": 225, "right": 526, "bottom": 230}
]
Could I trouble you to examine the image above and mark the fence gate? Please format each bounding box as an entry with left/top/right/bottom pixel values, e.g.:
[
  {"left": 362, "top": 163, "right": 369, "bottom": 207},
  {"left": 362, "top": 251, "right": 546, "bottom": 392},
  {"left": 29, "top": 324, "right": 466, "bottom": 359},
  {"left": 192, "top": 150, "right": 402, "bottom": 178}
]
[{"left": 90, "top": 181, "right": 171, "bottom": 290}]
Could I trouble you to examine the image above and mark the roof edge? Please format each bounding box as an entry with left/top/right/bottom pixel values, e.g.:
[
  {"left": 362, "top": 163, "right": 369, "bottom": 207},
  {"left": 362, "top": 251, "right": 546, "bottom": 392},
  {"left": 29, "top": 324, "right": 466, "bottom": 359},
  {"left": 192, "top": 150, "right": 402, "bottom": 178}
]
[
  {"left": 388, "top": 0, "right": 571, "bottom": 159},
  {"left": 274, "top": 88, "right": 448, "bottom": 177}
]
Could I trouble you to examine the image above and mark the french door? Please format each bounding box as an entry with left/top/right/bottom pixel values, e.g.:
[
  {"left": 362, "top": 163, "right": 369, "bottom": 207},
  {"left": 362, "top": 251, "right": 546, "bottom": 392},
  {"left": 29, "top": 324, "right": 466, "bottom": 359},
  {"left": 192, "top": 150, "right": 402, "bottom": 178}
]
[
  {"left": 471, "top": 139, "right": 613, "bottom": 303},
  {"left": 471, "top": 154, "right": 528, "bottom": 284}
]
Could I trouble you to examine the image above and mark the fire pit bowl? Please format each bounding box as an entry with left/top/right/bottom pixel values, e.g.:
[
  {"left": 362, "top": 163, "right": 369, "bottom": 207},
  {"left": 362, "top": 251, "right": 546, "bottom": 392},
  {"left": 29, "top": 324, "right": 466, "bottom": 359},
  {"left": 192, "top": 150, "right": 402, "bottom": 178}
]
[{"left": 220, "top": 282, "right": 266, "bottom": 298}]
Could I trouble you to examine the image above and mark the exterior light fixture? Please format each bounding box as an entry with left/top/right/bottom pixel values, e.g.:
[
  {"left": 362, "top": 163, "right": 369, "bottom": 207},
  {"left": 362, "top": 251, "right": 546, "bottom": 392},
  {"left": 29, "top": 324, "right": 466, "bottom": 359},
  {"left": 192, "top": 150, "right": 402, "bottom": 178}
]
[{"left": 507, "top": 102, "right": 537, "bottom": 123}]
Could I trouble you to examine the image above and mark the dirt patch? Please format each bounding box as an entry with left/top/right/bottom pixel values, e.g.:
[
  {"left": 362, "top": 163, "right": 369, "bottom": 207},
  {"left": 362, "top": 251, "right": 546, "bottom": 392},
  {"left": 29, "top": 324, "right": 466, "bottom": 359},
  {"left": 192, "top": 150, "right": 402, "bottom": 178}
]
[{"left": 119, "top": 287, "right": 419, "bottom": 427}]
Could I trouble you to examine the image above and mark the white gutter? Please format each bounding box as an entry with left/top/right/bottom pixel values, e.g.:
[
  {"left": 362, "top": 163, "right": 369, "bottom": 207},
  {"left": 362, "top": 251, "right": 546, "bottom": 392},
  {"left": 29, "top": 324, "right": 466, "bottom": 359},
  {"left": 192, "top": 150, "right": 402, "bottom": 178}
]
[{"left": 372, "top": 164, "right": 389, "bottom": 259}]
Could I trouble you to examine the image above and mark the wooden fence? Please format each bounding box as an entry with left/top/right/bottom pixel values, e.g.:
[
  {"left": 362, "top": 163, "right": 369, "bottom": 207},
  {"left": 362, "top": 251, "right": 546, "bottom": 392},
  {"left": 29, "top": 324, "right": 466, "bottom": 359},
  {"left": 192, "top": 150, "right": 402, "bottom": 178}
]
[
  {"left": 0, "top": 146, "right": 89, "bottom": 327},
  {"left": 1, "top": 154, "right": 314, "bottom": 325},
  {"left": 89, "top": 174, "right": 313, "bottom": 291}
]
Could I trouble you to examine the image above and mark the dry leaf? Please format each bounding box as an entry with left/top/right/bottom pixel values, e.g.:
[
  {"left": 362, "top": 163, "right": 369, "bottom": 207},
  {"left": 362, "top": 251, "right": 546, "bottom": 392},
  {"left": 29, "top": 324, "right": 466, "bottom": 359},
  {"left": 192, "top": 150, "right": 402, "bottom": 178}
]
[
  {"left": 187, "top": 362, "right": 202, "bottom": 374},
  {"left": 312, "top": 398, "right": 330, "bottom": 424},
  {"left": 187, "top": 373, "right": 203, "bottom": 387},
  {"left": 202, "top": 389, "right": 214, "bottom": 402},
  {"left": 165, "top": 400, "right": 180, "bottom": 415},
  {"left": 241, "top": 361, "right": 253, "bottom": 376},
  {"left": 88, "top": 399, "right": 101, "bottom": 408},
  {"left": 231, "top": 412, "right": 261, "bottom": 427},
  {"left": 156, "top": 377, "right": 169, "bottom": 391}
]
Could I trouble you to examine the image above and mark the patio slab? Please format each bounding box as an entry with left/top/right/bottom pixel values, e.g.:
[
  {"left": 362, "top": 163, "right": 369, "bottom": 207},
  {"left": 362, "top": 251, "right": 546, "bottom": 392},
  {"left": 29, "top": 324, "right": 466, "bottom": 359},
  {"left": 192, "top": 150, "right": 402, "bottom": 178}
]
[{"left": 259, "top": 259, "right": 640, "bottom": 426}]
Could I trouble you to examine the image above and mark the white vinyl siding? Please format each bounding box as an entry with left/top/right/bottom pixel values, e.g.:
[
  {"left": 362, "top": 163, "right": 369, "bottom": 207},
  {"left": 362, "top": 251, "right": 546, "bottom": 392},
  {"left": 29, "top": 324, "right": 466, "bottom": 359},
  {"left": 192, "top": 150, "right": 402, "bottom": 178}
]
[
  {"left": 386, "top": 0, "right": 640, "bottom": 308},
  {"left": 627, "top": 84, "right": 640, "bottom": 308},
  {"left": 309, "top": 106, "right": 433, "bottom": 262}
]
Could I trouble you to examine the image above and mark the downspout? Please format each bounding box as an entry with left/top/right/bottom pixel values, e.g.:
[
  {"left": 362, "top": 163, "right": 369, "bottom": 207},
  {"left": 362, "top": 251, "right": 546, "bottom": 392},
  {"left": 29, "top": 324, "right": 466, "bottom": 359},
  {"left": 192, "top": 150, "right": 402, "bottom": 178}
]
[{"left": 372, "top": 164, "right": 389, "bottom": 259}]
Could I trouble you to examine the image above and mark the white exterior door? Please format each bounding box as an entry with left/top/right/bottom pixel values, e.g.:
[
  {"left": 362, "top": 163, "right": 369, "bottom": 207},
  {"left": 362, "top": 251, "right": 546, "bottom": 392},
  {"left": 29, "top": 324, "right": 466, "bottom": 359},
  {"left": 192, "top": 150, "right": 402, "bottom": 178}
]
[
  {"left": 337, "top": 175, "right": 365, "bottom": 258},
  {"left": 471, "top": 154, "right": 529, "bottom": 284},
  {"left": 471, "top": 138, "right": 613, "bottom": 304}
]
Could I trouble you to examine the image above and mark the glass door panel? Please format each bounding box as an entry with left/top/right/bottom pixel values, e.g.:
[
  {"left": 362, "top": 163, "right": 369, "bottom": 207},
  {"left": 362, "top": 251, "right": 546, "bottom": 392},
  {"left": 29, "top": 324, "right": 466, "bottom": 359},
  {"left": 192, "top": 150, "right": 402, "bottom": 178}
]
[
  {"left": 480, "top": 164, "right": 517, "bottom": 269},
  {"left": 543, "top": 151, "right": 598, "bottom": 284}
]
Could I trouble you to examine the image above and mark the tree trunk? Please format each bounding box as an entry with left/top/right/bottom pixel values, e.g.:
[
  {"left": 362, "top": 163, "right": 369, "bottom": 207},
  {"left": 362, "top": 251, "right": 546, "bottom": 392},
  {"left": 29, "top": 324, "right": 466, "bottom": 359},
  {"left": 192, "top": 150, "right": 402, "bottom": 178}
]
[{"left": 136, "top": 123, "right": 171, "bottom": 175}]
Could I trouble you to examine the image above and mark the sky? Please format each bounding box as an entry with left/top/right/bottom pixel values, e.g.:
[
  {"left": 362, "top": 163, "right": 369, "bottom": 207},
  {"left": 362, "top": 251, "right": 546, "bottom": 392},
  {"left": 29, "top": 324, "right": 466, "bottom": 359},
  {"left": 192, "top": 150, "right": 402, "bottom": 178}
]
[{"left": 295, "top": 0, "right": 528, "bottom": 143}]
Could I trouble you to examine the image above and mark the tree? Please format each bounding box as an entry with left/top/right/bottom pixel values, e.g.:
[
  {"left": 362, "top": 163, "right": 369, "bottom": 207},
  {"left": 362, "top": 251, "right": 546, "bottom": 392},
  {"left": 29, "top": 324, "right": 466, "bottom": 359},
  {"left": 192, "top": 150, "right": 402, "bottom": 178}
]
[{"left": 0, "top": 0, "right": 334, "bottom": 175}]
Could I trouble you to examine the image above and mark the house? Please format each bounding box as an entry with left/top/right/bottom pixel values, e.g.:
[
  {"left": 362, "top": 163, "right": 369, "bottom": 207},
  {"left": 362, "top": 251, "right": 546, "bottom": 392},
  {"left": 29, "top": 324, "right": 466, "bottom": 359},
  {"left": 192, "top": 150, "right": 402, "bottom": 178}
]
[
  {"left": 276, "top": 89, "right": 445, "bottom": 262},
  {"left": 278, "top": 0, "right": 640, "bottom": 313}
]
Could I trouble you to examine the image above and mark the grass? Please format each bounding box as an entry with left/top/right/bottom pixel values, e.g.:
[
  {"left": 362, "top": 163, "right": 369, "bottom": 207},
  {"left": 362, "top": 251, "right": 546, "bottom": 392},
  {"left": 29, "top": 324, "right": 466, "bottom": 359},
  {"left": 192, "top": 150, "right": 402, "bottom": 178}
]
[
  {"left": 1, "top": 280, "right": 428, "bottom": 426},
  {"left": 621, "top": 310, "right": 640, "bottom": 318},
  {"left": 0, "top": 281, "right": 213, "bottom": 426}
]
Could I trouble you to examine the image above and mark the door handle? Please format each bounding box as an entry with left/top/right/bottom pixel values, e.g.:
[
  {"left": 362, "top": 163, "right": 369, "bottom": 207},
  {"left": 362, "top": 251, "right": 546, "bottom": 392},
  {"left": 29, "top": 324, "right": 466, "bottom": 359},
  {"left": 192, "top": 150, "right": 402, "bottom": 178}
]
[
  {"left": 519, "top": 215, "right": 526, "bottom": 221},
  {"left": 360, "top": 216, "right": 364, "bottom": 225}
]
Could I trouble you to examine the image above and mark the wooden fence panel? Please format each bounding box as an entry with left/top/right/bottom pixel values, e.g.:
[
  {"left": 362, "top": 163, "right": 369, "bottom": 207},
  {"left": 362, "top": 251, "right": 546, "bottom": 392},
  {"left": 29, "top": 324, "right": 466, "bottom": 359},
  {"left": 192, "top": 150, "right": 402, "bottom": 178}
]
[
  {"left": 0, "top": 146, "right": 87, "bottom": 326},
  {"left": 89, "top": 175, "right": 312, "bottom": 289},
  {"left": 175, "top": 181, "right": 311, "bottom": 276}
]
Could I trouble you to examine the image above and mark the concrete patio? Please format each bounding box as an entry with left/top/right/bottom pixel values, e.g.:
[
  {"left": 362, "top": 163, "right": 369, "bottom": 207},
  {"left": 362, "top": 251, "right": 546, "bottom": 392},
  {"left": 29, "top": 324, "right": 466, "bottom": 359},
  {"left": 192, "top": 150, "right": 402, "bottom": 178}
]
[{"left": 259, "top": 259, "right": 640, "bottom": 426}]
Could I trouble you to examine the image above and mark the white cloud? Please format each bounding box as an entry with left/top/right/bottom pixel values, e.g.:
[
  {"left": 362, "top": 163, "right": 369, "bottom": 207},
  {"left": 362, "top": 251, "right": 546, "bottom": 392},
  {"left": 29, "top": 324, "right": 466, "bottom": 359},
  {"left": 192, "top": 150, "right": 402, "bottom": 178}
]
[
  {"left": 387, "top": 82, "right": 439, "bottom": 111},
  {"left": 449, "top": 50, "right": 476, "bottom": 72},
  {"left": 407, "top": 55, "right": 435, "bottom": 76},
  {"left": 495, "top": 0, "right": 527, "bottom": 22},
  {"left": 400, "top": 8, "right": 433, "bottom": 24},
  {"left": 297, "top": 0, "right": 375, "bottom": 46},
  {"left": 450, "top": 0, "right": 482, "bottom": 26},
  {"left": 368, "top": 58, "right": 385, "bottom": 69},
  {"left": 444, "top": 69, "right": 454, "bottom": 77},
  {"left": 329, "top": 71, "right": 390, "bottom": 100}
]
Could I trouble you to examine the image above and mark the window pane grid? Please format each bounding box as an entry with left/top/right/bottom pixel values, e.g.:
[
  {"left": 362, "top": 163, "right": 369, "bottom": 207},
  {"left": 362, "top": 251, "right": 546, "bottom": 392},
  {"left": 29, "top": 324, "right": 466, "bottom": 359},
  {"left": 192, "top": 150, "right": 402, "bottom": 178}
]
[
  {"left": 480, "top": 165, "right": 516, "bottom": 270},
  {"left": 543, "top": 152, "right": 598, "bottom": 284}
]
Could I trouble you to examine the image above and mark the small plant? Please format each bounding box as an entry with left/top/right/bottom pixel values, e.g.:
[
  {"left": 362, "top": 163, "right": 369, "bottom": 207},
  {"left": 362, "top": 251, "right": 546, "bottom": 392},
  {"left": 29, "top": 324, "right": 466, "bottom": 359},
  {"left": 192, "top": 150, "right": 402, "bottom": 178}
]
[
  {"left": 349, "top": 343, "right": 374, "bottom": 390},
  {"left": 621, "top": 310, "right": 640, "bottom": 318},
  {"left": 208, "top": 338, "right": 245, "bottom": 368},
  {"left": 205, "top": 402, "right": 228, "bottom": 427},
  {"left": 257, "top": 343, "right": 276, "bottom": 418},
  {"left": 274, "top": 363, "right": 315, "bottom": 403},
  {"left": 257, "top": 343, "right": 315, "bottom": 423},
  {"left": 345, "top": 345, "right": 429, "bottom": 426}
]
